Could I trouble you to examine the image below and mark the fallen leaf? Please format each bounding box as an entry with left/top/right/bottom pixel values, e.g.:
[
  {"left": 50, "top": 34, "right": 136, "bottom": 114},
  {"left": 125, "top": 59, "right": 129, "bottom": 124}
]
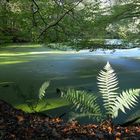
[{"left": 16, "top": 115, "right": 24, "bottom": 122}]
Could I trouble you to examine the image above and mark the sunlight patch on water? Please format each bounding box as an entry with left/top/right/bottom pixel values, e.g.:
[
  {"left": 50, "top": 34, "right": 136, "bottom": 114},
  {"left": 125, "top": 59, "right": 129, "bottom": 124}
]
[
  {"left": 15, "top": 98, "right": 69, "bottom": 113},
  {"left": 0, "top": 60, "right": 29, "bottom": 65},
  {"left": 0, "top": 81, "right": 15, "bottom": 85},
  {"left": 0, "top": 51, "right": 78, "bottom": 57}
]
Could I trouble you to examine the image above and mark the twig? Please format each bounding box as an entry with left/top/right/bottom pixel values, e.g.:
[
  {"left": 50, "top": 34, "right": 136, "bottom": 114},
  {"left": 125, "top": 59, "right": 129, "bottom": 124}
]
[
  {"left": 38, "top": 0, "right": 83, "bottom": 39},
  {"left": 31, "top": 0, "right": 47, "bottom": 26}
]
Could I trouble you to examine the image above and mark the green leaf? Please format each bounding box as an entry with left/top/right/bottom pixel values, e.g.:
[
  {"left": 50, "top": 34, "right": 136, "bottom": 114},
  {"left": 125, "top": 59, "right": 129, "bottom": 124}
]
[
  {"left": 39, "top": 81, "right": 50, "bottom": 99},
  {"left": 97, "top": 61, "right": 119, "bottom": 117},
  {"left": 112, "top": 89, "right": 140, "bottom": 118},
  {"left": 61, "top": 88, "right": 101, "bottom": 119}
]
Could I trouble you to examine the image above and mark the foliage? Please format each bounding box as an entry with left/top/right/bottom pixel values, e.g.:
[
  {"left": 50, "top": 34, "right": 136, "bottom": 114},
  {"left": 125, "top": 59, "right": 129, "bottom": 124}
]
[
  {"left": 15, "top": 81, "right": 50, "bottom": 113},
  {"left": 74, "top": 39, "right": 105, "bottom": 51},
  {"left": 112, "top": 89, "right": 140, "bottom": 118},
  {"left": 61, "top": 62, "right": 140, "bottom": 120},
  {"left": 0, "top": 0, "right": 139, "bottom": 48},
  {"left": 97, "top": 61, "right": 119, "bottom": 117},
  {"left": 61, "top": 89, "right": 101, "bottom": 120},
  {"left": 46, "top": 43, "right": 73, "bottom": 51},
  {"left": 39, "top": 81, "right": 50, "bottom": 100},
  {"left": 97, "top": 62, "right": 140, "bottom": 118}
]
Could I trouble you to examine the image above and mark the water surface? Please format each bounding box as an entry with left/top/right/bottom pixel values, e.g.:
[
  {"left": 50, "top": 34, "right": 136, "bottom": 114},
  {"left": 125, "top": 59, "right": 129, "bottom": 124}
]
[{"left": 0, "top": 47, "right": 140, "bottom": 124}]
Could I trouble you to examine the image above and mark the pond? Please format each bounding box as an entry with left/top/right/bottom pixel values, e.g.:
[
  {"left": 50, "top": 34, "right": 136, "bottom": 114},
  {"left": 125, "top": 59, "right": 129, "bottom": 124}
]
[{"left": 0, "top": 46, "right": 140, "bottom": 124}]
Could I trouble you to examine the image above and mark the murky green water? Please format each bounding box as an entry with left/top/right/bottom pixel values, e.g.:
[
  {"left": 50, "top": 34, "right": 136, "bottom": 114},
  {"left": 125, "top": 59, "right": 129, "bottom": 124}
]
[{"left": 0, "top": 46, "right": 140, "bottom": 124}]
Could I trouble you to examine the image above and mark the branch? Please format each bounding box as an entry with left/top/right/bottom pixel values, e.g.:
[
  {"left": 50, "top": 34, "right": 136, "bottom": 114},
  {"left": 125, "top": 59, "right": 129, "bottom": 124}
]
[
  {"left": 31, "top": 3, "right": 37, "bottom": 26},
  {"left": 122, "top": 11, "right": 140, "bottom": 19},
  {"left": 32, "top": 0, "right": 47, "bottom": 26},
  {"left": 38, "top": 0, "right": 83, "bottom": 39}
]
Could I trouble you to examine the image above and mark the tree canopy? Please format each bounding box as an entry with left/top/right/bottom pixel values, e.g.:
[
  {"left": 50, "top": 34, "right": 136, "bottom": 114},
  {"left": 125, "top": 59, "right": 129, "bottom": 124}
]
[{"left": 0, "top": 0, "right": 140, "bottom": 49}]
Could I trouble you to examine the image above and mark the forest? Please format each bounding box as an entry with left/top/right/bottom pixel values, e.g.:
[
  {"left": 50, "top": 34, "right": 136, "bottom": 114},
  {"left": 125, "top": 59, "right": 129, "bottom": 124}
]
[
  {"left": 0, "top": 0, "right": 140, "bottom": 139},
  {"left": 0, "top": 0, "right": 140, "bottom": 49}
]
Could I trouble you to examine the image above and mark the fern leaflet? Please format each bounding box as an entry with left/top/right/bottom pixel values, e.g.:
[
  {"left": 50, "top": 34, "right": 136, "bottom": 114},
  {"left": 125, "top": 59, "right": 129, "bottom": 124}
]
[
  {"left": 39, "top": 81, "right": 50, "bottom": 99},
  {"left": 112, "top": 89, "right": 140, "bottom": 118},
  {"left": 97, "top": 61, "right": 119, "bottom": 117},
  {"left": 61, "top": 89, "right": 101, "bottom": 118}
]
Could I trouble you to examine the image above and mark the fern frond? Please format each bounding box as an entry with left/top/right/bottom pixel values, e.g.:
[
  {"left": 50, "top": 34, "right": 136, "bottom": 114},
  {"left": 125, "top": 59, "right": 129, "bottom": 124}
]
[
  {"left": 97, "top": 62, "right": 119, "bottom": 116},
  {"left": 112, "top": 89, "right": 140, "bottom": 118},
  {"left": 61, "top": 89, "right": 101, "bottom": 118},
  {"left": 39, "top": 81, "right": 50, "bottom": 99}
]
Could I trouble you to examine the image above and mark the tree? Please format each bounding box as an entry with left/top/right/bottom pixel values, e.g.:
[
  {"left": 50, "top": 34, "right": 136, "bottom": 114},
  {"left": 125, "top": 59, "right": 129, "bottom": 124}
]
[{"left": 0, "top": 0, "right": 139, "bottom": 49}]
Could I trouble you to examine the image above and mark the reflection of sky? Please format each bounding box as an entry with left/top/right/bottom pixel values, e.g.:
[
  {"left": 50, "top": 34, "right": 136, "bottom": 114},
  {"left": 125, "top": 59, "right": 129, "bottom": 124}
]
[
  {"left": 79, "top": 48, "right": 140, "bottom": 57},
  {"left": 100, "top": 0, "right": 111, "bottom": 7}
]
